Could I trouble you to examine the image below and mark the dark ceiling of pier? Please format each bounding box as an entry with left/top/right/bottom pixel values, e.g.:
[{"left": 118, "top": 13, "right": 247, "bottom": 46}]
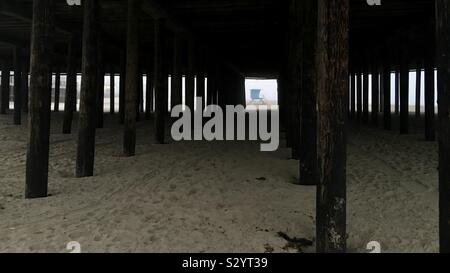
[{"left": 0, "top": 0, "right": 435, "bottom": 76}]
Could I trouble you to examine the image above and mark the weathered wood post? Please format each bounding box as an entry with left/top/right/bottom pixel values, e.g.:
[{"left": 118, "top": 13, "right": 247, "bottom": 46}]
[
  {"left": 415, "top": 63, "right": 422, "bottom": 118},
  {"left": 63, "top": 35, "right": 78, "bottom": 134},
  {"left": 75, "top": 0, "right": 99, "bottom": 178},
  {"left": 172, "top": 33, "right": 183, "bottom": 109},
  {"left": 316, "top": 0, "right": 349, "bottom": 253},
  {"left": 13, "top": 47, "right": 22, "bottom": 125},
  {"left": 53, "top": 70, "right": 60, "bottom": 112},
  {"left": 424, "top": 54, "right": 435, "bottom": 141},
  {"left": 25, "top": 0, "right": 55, "bottom": 198},
  {"left": 110, "top": 73, "right": 115, "bottom": 114},
  {"left": 154, "top": 19, "right": 168, "bottom": 144},
  {"left": 0, "top": 63, "right": 10, "bottom": 114},
  {"left": 436, "top": 0, "right": 450, "bottom": 253},
  {"left": 123, "top": 0, "right": 140, "bottom": 157},
  {"left": 371, "top": 62, "right": 380, "bottom": 126},
  {"left": 299, "top": 0, "right": 318, "bottom": 185}
]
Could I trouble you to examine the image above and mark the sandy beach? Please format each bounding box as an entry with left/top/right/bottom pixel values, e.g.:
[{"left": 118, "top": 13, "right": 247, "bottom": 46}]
[{"left": 0, "top": 112, "right": 438, "bottom": 253}]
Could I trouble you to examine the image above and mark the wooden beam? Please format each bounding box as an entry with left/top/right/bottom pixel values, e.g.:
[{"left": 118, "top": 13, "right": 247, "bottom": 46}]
[
  {"left": 0, "top": 62, "right": 10, "bottom": 114},
  {"left": 76, "top": 0, "right": 99, "bottom": 178},
  {"left": 316, "top": 0, "right": 349, "bottom": 253},
  {"left": 25, "top": 0, "right": 55, "bottom": 199}
]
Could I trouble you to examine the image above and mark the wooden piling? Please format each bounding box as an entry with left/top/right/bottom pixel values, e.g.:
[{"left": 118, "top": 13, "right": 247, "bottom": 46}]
[
  {"left": 316, "top": 0, "right": 348, "bottom": 253},
  {"left": 400, "top": 51, "right": 409, "bottom": 134},
  {"left": 436, "top": 0, "right": 450, "bottom": 253},
  {"left": 123, "top": 0, "right": 140, "bottom": 157},
  {"left": 75, "top": 0, "right": 99, "bottom": 178},
  {"left": 357, "top": 70, "right": 362, "bottom": 120},
  {"left": 415, "top": 64, "right": 422, "bottom": 118},
  {"left": 63, "top": 35, "right": 78, "bottom": 134},
  {"left": 53, "top": 71, "right": 60, "bottom": 112},
  {"left": 145, "top": 72, "right": 153, "bottom": 120},
  {"left": 424, "top": 56, "right": 435, "bottom": 141},
  {"left": 186, "top": 40, "right": 195, "bottom": 113},
  {"left": 25, "top": 0, "right": 55, "bottom": 198},
  {"left": 21, "top": 58, "right": 29, "bottom": 114},
  {"left": 383, "top": 62, "right": 392, "bottom": 130},
  {"left": 363, "top": 67, "right": 369, "bottom": 124},
  {"left": 96, "top": 37, "right": 104, "bottom": 129},
  {"left": 1, "top": 64, "right": 10, "bottom": 114},
  {"left": 171, "top": 33, "right": 183, "bottom": 108},
  {"left": 350, "top": 73, "right": 356, "bottom": 119},
  {"left": 110, "top": 73, "right": 115, "bottom": 114},
  {"left": 154, "top": 19, "right": 168, "bottom": 144},
  {"left": 13, "top": 47, "right": 22, "bottom": 125},
  {"left": 299, "top": 0, "right": 318, "bottom": 185},
  {"left": 371, "top": 63, "right": 379, "bottom": 126}
]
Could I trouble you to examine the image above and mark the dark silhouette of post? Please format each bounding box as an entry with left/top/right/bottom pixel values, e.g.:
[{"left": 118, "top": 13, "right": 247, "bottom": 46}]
[
  {"left": 362, "top": 68, "right": 369, "bottom": 124},
  {"left": 350, "top": 73, "right": 356, "bottom": 119},
  {"left": 154, "top": 19, "right": 168, "bottom": 144},
  {"left": 383, "top": 62, "right": 391, "bottom": 130},
  {"left": 110, "top": 73, "right": 115, "bottom": 114},
  {"left": 316, "top": 0, "right": 348, "bottom": 253},
  {"left": 53, "top": 71, "right": 60, "bottom": 112},
  {"left": 357, "top": 70, "right": 362, "bottom": 120},
  {"left": 299, "top": 0, "right": 318, "bottom": 185},
  {"left": 371, "top": 64, "right": 379, "bottom": 126},
  {"left": 63, "top": 35, "right": 78, "bottom": 134},
  {"left": 123, "top": 0, "right": 140, "bottom": 157},
  {"left": 400, "top": 51, "right": 409, "bottom": 134},
  {"left": 436, "top": 0, "right": 450, "bottom": 253},
  {"left": 415, "top": 64, "right": 422, "bottom": 118},
  {"left": 25, "top": 0, "right": 55, "bottom": 198},
  {"left": 145, "top": 72, "right": 153, "bottom": 120},
  {"left": 96, "top": 37, "right": 104, "bottom": 129},
  {"left": 186, "top": 40, "right": 195, "bottom": 113},
  {"left": 0, "top": 63, "right": 10, "bottom": 114},
  {"left": 13, "top": 47, "right": 22, "bottom": 125},
  {"left": 76, "top": 0, "right": 99, "bottom": 178},
  {"left": 172, "top": 33, "right": 183, "bottom": 109},
  {"left": 424, "top": 56, "right": 435, "bottom": 141}
]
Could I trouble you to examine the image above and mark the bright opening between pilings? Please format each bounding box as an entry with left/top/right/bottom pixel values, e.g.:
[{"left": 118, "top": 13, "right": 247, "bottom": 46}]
[{"left": 245, "top": 78, "right": 278, "bottom": 110}]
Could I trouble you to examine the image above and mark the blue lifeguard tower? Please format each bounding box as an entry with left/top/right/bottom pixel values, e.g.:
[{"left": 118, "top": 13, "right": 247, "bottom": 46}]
[{"left": 250, "top": 89, "right": 264, "bottom": 104}]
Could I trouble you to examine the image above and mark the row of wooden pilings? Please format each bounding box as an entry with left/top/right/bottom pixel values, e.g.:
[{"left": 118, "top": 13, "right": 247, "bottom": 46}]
[
  {"left": 0, "top": 0, "right": 449, "bottom": 253},
  {"left": 277, "top": 0, "right": 450, "bottom": 253}
]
